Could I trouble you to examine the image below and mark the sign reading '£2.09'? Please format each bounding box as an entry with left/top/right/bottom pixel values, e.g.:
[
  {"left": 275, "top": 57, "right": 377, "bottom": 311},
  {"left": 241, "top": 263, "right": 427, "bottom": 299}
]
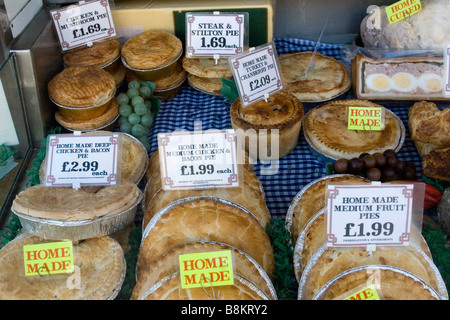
[
  {"left": 229, "top": 42, "right": 284, "bottom": 107},
  {"left": 51, "top": 0, "right": 116, "bottom": 51}
]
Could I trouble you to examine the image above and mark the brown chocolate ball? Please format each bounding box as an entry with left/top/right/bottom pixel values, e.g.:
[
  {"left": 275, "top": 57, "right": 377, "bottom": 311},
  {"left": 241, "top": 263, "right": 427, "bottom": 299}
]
[{"left": 334, "top": 158, "right": 349, "bottom": 173}]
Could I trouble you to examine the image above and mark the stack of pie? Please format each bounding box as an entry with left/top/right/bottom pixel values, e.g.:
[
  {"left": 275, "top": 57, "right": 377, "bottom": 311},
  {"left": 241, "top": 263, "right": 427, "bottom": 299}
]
[
  {"left": 121, "top": 30, "right": 184, "bottom": 99},
  {"left": 141, "top": 150, "right": 268, "bottom": 229},
  {"left": 125, "top": 61, "right": 187, "bottom": 100},
  {"left": 48, "top": 66, "right": 118, "bottom": 132},
  {"left": 0, "top": 233, "right": 126, "bottom": 300},
  {"left": 230, "top": 90, "right": 304, "bottom": 160},
  {"left": 63, "top": 38, "right": 126, "bottom": 87},
  {"left": 303, "top": 99, "right": 404, "bottom": 160},
  {"left": 133, "top": 150, "right": 276, "bottom": 300},
  {"left": 135, "top": 197, "right": 275, "bottom": 300},
  {"left": 279, "top": 51, "right": 351, "bottom": 102},
  {"left": 313, "top": 265, "right": 443, "bottom": 300},
  {"left": 408, "top": 101, "right": 450, "bottom": 182},
  {"left": 293, "top": 208, "right": 433, "bottom": 282},
  {"left": 182, "top": 57, "right": 233, "bottom": 95},
  {"left": 131, "top": 241, "right": 276, "bottom": 300},
  {"left": 298, "top": 245, "right": 447, "bottom": 300}
]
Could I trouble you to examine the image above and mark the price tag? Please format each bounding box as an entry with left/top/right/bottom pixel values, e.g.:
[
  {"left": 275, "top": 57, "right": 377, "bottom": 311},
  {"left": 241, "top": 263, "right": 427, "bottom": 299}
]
[
  {"left": 157, "top": 129, "right": 240, "bottom": 190},
  {"left": 179, "top": 250, "right": 234, "bottom": 289},
  {"left": 326, "top": 183, "right": 420, "bottom": 248},
  {"left": 385, "top": 0, "right": 422, "bottom": 24},
  {"left": 229, "top": 42, "right": 284, "bottom": 107},
  {"left": 347, "top": 106, "right": 385, "bottom": 131},
  {"left": 23, "top": 241, "right": 74, "bottom": 276},
  {"left": 50, "top": 0, "right": 116, "bottom": 51},
  {"left": 44, "top": 132, "right": 121, "bottom": 188},
  {"left": 186, "top": 12, "right": 248, "bottom": 58}
]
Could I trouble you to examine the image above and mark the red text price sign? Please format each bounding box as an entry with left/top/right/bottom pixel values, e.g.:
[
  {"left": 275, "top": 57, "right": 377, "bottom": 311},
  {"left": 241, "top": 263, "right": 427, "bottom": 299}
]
[
  {"left": 23, "top": 241, "right": 73, "bottom": 276},
  {"left": 51, "top": 0, "right": 116, "bottom": 51}
]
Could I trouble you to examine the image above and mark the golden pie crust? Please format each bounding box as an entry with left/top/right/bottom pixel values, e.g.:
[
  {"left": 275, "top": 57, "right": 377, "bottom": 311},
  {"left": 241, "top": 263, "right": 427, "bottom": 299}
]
[
  {"left": 422, "top": 147, "right": 450, "bottom": 182},
  {"left": 279, "top": 51, "right": 351, "bottom": 102},
  {"left": 0, "top": 233, "right": 125, "bottom": 300},
  {"left": 121, "top": 30, "right": 183, "bottom": 70},
  {"left": 188, "top": 74, "right": 223, "bottom": 95},
  {"left": 12, "top": 181, "right": 142, "bottom": 221},
  {"left": 137, "top": 198, "right": 274, "bottom": 278},
  {"left": 132, "top": 241, "right": 275, "bottom": 300},
  {"left": 303, "top": 99, "right": 402, "bottom": 159},
  {"left": 142, "top": 182, "right": 270, "bottom": 230},
  {"left": 288, "top": 174, "right": 370, "bottom": 242},
  {"left": 126, "top": 60, "right": 187, "bottom": 90},
  {"left": 48, "top": 66, "right": 116, "bottom": 107},
  {"left": 142, "top": 272, "right": 267, "bottom": 300},
  {"left": 63, "top": 38, "right": 121, "bottom": 68},
  {"left": 54, "top": 98, "right": 119, "bottom": 131},
  {"left": 301, "top": 246, "right": 442, "bottom": 300},
  {"left": 230, "top": 90, "right": 304, "bottom": 159},
  {"left": 408, "top": 101, "right": 450, "bottom": 147},
  {"left": 294, "top": 210, "right": 432, "bottom": 280},
  {"left": 182, "top": 56, "right": 232, "bottom": 78},
  {"left": 316, "top": 267, "right": 440, "bottom": 300}
]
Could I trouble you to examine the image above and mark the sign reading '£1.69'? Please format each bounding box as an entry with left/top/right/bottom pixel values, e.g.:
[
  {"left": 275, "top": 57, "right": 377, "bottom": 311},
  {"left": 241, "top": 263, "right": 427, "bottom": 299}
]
[
  {"left": 186, "top": 12, "right": 247, "bottom": 57},
  {"left": 51, "top": 0, "right": 116, "bottom": 51},
  {"left": 326, "top": 183, "right": 419, "bottom": 248}
]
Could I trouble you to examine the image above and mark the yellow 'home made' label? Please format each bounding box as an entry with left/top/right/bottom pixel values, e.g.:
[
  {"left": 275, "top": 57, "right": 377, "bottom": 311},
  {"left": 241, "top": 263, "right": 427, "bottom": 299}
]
[
  {"left": 386, "top": 0, "right": 422, "bottom": 24},
  {"left": 343, "top": 284, "right": 381, "bottom": 300},
  {"left": 347, "top": 106, "right": 384, "bottom": 131},
  {"left": 179, "top": 250, "right": 234, "bottom": 289},
  {"left": 23, "top": 241, "right": 74, "bottom": 276}
]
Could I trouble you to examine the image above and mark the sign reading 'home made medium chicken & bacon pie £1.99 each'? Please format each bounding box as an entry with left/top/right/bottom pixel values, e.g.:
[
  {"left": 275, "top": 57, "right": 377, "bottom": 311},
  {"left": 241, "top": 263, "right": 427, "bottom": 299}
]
[
  {"left": 185, "top": 12, "right": 248, "bottom": 58},
  {"left": 229, "top": 42, "right": 284, "bottom": 107},
  {"left": 325, "top": 182, "right": 425, "bottom": 248},
  {"left": 157, "top": 130, "right": 240, "bottom": 190},
  {"left": 50, "top": 0, "right": 116, "bottom": 51}
]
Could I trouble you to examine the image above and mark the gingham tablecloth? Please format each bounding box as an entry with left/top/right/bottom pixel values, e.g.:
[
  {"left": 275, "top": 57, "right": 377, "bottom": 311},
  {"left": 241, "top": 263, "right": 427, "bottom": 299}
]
[{"left": 147, "top": 38, "right": 423, "bottom": 218}]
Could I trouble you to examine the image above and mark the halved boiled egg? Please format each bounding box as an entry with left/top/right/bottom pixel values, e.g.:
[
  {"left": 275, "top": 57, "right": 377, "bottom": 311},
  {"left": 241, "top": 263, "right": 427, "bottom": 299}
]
[
  {"left": 391, "top": 72, "right": 417, "bottom": 92},
  {"left": 365, "top": 73, "right": 392, "bottom": 92},
  {"left": 418, "top": 73, "right": 443, "bottom": 92}
]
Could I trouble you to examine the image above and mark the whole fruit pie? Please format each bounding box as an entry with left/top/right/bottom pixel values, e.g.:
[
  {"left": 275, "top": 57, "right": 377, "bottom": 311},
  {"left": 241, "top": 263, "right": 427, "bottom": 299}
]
[{"left": 303, "top": 99, "right": 404, "bottom": 160}]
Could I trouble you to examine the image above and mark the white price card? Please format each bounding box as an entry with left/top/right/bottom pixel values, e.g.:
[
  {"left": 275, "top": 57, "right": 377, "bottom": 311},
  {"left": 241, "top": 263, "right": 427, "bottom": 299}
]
[
  {"left": 229, "top": 42, "right": 284, "bottom": 107},
  {"left": 50, "top": 0, "right": 116, "bottom": 51},
  {"left": 326, "top": 183, "right": 421, "bottom": 248},
  {"left": 186, "top": 12, "right": 248, "bottom": 57},
  {"left": 44, "top": 132, "right": 121, "bottom": 188},
  {"left": 157, "top": 129, "right": 240, "bottom": 190}
]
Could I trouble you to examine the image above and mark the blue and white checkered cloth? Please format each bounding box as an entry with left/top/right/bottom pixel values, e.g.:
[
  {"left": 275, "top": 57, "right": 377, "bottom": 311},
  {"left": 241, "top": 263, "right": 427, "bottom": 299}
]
[{"left": 147, "top": 38, "right": 423, "bottom": 218}]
